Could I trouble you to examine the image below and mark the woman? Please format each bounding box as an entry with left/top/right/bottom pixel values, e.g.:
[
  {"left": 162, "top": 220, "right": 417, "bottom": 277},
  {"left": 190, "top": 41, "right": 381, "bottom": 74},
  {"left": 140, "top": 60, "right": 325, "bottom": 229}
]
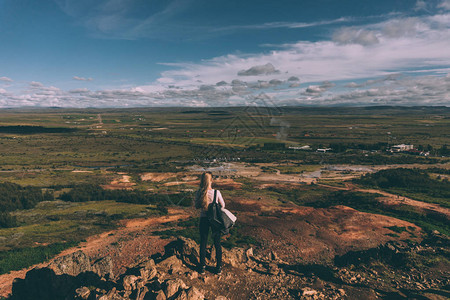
[{"left": 195, "top": 171, "right": 225, "bottom": 275}]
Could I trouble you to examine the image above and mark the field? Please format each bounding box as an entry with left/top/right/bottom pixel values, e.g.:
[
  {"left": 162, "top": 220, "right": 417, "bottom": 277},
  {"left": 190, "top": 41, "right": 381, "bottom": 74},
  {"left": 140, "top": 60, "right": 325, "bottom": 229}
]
[{"left": 0, "top": 106, "right": 449, "bottom": 298}]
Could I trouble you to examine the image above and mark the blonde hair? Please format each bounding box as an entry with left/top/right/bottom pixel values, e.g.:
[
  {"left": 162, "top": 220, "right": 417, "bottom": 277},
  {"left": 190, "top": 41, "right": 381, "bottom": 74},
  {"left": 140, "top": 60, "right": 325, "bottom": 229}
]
[{"left": 196, "top": 172, "right": 212, "bottom": 210}]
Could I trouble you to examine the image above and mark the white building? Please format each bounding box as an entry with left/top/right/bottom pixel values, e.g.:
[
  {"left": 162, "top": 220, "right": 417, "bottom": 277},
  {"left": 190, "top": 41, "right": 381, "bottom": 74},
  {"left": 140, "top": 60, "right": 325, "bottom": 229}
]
[{"left": 390, "top": 144, "right": 414, "bottom": 152}]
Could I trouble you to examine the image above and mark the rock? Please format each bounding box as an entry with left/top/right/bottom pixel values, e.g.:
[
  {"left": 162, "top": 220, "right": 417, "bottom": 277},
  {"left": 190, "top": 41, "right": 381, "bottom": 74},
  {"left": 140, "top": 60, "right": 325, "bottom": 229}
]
[
  {"left": 106, "top": 287, "right": 117, "bottom": 299},
  {"left": 301, "top": 287, "right": 317, "bottom": 296},
  {"left": 245, "top": 247, "right": 253, "bottom": 259},
  {"left": 164, "top": 278, "right": 188, "bottom": 299},
  {"left": 155, "top": 290, "right": 167, "bottom": 300},
  {"left": 140, "top": 266, "right": 157, "bottom": 281},
  {"left": 149, "top": 278, "right": 163, "bottom": 291},
  {"left": 337, "top": 289, "right": 345, "bottom": 296},
  {"left": 138, "top": 258, "right": 156, "bottom": 269},
  {"left": 188, "top": 271, "right": 199, "bottom": 280},
  {"left": 122, "top": 275, "right": 139, "bottom": 291},
  {"left": 270, "top": 251, "right": 278, "bottom": 261},
  {"left": 158, "top": 255, "right": 183, "bottom": 274},
  {"left": 92, "top": 256, "right": 114, "bottom": 279},
  {"left": 48, "top": 250, "right": 91, "bottom": 276},
  {"left": 215, "top": 296, "right": 229, "bottom": 300},
  {"left": 222, "top": 248, "right": 247, "bottom": 267},
  {"left": 165, "top": 237, "right": 200, "bottom": 265},
  {"left": 267, "top": 263, "right": 279, "bottom": 275},
  {"left": 75, "top": 286, "right": 90, "bottom": 299},
  {"left": 136, "top": 286, "right": 149, "bottom": 300},
  {"left": 11, "top": 267, "right": 87, "bottom": 300},
  {"left": 174, "top": 290, "right": 188, "bottom": 300},
  {"left": 186, "top": 286, "right": 204, "bottom": 300},
  {"left": 136, "top": 278, "right": 147, "bottom": 289}
]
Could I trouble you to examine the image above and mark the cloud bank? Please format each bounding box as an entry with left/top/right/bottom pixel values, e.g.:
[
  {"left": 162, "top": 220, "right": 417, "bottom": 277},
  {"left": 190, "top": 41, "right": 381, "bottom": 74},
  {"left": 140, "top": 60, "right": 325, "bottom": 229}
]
[{"left": 1, "top": 1, "right": 449, "bottom": 108}]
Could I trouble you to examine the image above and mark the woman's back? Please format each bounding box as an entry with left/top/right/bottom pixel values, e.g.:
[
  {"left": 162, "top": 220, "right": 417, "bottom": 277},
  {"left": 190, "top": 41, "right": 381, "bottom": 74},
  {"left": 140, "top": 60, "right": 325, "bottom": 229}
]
[{"left": 196, "top": 189, "right": 225, "bottom": 217}]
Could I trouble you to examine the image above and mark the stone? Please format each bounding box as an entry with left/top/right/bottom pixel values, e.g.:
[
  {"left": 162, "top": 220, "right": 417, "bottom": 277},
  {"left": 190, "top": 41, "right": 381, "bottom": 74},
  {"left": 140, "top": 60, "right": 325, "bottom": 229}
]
[
  {"left": 165, "top": 237, "right": 200, "bottom": 265},
  {"left": 201, "top": 276, "right": 210, "bottom": 283},
  {"left": 92, "top": 256, "right": 114, "bottom": 279},
  {"left": 301, "top": 287, "right": 317, "bottom": 296},
  {"left": 174, "top": 290, "right": 188, "bottom": 300},
  {"left": 186, "top": 286, "right": 205, "bottom": 300},
  {"left": 270, "top": 251, "right": 278, "bottom": 261},
  {"left": 122, "top": 275, "right": 139, "bottom": 291},
  {"left": 188, "top": 271, "right": 199, "bottom": 280},
  {"left": 164, "top": 278, "right": 188, "bottom": 299},
  {"left": 136, "top": 286, "right": 149, "bottom": 300},
  {"left": 155, "top": 290, "right": 167, "bottom": 300},
  {"left": 222, "top": 248, "right": 247, "bottom": 267},
  {"left": 138, "top": 259, "right": 156, "bottom": 270},
  {"left": 106, "top": 287, "right": 117, "bottom": 299},
  {"left": 140, "top": 266, "right": 157, "bottom": 281},
  {"left": 136, "top": 278, "right": 147, "bottom": 289},
  {"left": 337, "top": 289, "right": 345, "bottom": 296},
  {"left": 267, "top": 263, "right": 279, "bottom": 275},
  {"left": 48, "top": 250, "right": 91, "bottom": 276},
  {"left": 75, "top": 286, "right": 90, "bottom": 299},
  {"left": 215, "top": 296, "right": 229, "bottom": 300},
  {"left": 149, "top": 278, "right": 163, "bottom": 291},
  {"left": 158, "top": 255, "right": 183, "bottom": 274},
  {"left": 245, "top": 247, "right": 253, "bottom": 259}
]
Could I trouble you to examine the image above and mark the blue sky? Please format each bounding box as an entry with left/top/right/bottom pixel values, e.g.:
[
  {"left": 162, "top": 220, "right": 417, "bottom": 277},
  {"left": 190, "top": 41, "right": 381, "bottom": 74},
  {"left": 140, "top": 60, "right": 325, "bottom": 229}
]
[{"left": 0, "top": 0, "right": 449, "bottom": 107}]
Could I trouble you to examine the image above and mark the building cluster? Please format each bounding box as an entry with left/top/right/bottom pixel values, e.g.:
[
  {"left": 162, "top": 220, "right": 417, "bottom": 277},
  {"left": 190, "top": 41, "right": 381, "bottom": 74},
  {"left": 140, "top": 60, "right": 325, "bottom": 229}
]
[{"left": 389, "top": 144, "right": 429, "bottom": 156}]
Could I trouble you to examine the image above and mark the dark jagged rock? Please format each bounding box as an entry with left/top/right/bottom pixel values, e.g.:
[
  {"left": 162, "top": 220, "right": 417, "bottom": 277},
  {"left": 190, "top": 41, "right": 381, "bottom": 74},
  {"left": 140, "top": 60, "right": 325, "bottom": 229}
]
[{"left": 11, "top": 267, "right": 108, "bottom": 300}]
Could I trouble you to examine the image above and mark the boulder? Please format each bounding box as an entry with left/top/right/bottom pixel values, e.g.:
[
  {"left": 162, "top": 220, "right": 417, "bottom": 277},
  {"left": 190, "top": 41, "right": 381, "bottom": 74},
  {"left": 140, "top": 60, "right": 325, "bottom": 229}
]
[
  {"left": 301, "top": 287, "right": 317, "bottom": 296},
  {"left": 122, "top": 275, "right": 139, "bottom": 291},
  {"left": 222, "top": 248, "right": 247, "bottom": 267},
  {"left": 138, "top": 258, "right": 156, "bottom": 270},
  {"left": 173, "top": 290, "right": 188, "bottom": 300},
  {"left": 158, "top": 255, "right": 183, "bottom": 274},
  {"left": 48, "top": 251, "right": 91, "bottom": 276},
  {"left": 92, "top": 256, "right": 114, "bottom": 279},
  {"left": 139, "top": 266, "right": 157, "bottom": 281},
  {"left": 74, "top": 286, "right": 90, "bottom": 299},
  {"left": 186, "top": 286, "right": 204, "bottom": 300},
  {"left": 136, "top": 286, "right": 149, "bottom": 300},
  {"left": 164, "top": 278, "right": 188, "bottom": 299},
  {"left": 155, "top": 290, "right": 167, "bottom": 300},
  {"left": 11, "top": 268, "right": 77, "bottom": 300},
  {"left": 165, "top": 237, "right": 200, "bottom": 265}
]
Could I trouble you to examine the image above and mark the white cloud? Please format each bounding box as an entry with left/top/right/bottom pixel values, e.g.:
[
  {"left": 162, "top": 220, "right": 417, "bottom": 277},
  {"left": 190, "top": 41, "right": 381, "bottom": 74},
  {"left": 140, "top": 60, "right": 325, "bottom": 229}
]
[
  {"left": 237, "top": 63, "right": 279, "bottom": 76},
  {"left": 332, "top": 28, "right": 379, "bottom": 46},
  {"left": 2, "top": 9, "right": 450, "bottom": 108},
  {"left": 414, "top": 1, "right": 428, "bottom": 12},
  {"left": 73, "top": 76, "right": 93, "bottom": 81},
  {"left": 68, "top": 88, "right": 90, "bottom": 93},
  {"left": 30, "top": 81, "right": 44, "bottom": 87},
  {"left": 438, "top": 0, "right": 450, "bottom": 11},
  {"left": 382, "top": 18, "right": 420, "bottom": 38},
  {"left": 0, "top": 76, "right": 13, "bottom": 82}
]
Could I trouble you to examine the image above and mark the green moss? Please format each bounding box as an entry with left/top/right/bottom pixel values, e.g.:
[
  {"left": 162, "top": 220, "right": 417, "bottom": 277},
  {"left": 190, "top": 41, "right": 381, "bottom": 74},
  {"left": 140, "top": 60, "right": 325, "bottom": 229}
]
[{"left": 0, "top": 241, "right": 78, "bottom": 275}]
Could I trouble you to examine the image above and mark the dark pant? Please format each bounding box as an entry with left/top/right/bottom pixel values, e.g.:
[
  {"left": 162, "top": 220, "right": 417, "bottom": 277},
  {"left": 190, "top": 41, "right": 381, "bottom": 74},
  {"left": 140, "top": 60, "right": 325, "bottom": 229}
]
[{"left": 199, "top": 217, "right": 222, "bottom": 268}]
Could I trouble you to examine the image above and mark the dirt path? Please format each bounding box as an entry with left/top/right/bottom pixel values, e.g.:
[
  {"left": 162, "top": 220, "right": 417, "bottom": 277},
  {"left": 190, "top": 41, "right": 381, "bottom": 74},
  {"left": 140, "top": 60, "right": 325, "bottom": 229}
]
[
  {"left": 317, "top": 183, "right": 450, "bottom": 219},
  {"left": 0, "top": 208, "right": 190, "bottom": 297}
]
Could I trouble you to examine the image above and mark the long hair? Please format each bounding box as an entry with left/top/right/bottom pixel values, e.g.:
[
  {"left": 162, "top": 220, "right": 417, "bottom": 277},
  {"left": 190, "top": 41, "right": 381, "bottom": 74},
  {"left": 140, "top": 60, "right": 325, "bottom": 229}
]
[{"left": 196, "top": 172, "right": 212, "bottom": 210}]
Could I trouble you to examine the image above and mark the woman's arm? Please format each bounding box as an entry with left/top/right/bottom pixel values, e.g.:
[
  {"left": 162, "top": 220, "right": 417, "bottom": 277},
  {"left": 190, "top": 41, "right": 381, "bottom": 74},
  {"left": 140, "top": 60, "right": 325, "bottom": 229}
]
[{"left": 217, "top": 190, "right": 225, "bottom": 208}]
